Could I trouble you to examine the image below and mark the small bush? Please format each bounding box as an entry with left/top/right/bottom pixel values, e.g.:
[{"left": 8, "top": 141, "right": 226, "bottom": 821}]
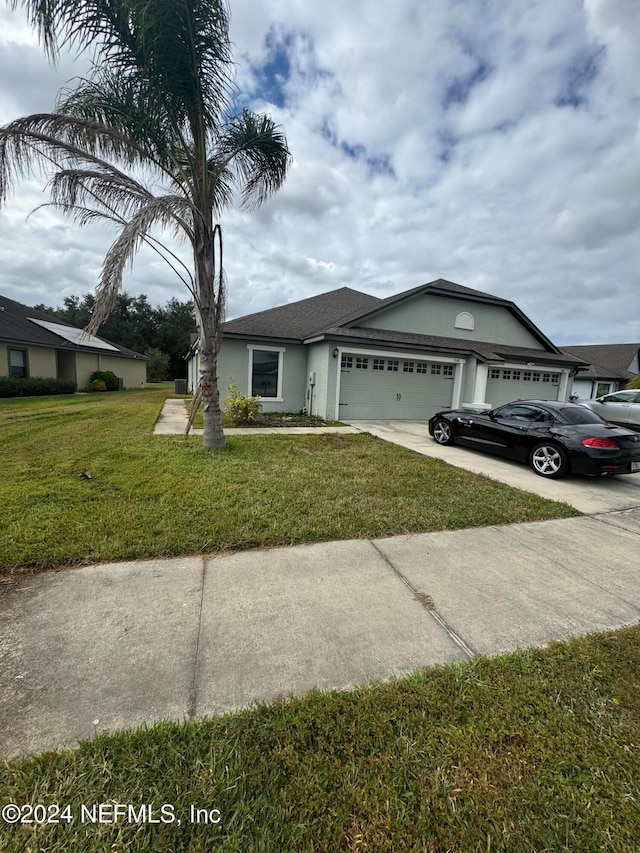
[
  {"left": 0, "top": 376, "right": 77, "bottom": 398},
  {"left": 89, "top": 370, "right": 119, "bottom": 391},
  {"left": 223, "top": 381, "right": 262, "bottom": 425},
  {"left": 90, "top": 379, "right": 107, "bottom": 392}
]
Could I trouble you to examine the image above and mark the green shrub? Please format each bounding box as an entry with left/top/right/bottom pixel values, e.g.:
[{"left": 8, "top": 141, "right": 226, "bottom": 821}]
[
  {"left": 0, "top": 376, "right": 77, "bottom": 398},
  {"left": 145, "top": 347, "right": 170, "bottom": 383},
  {"left": 223, "top": 381, "right": 261, "bottom": 425},
  {"left": 89, "top": 370, "right": 119, "bottom": 391},
  {"left": 626, "top": 373, "right": 640, "bottom": 390},
  {"left": 90, "top": 379, "right": 107, "bottom": 392}
]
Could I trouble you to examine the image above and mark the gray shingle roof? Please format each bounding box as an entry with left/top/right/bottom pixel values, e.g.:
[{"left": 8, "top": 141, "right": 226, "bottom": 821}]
[
  {"left": 0, "top": 294, "right": 145, "bottom": 360},
  {"left": 561, "top": 344, "right": 640, "bottom": 380},
  {"left": 321, "top": 326, "right": 581, "bottom": 365},
  {"left": 223, "top": 287, "right": 382, "bottom": 340},
  {"left": 223, "top": 278, "right": 560, "bottom": 356}
]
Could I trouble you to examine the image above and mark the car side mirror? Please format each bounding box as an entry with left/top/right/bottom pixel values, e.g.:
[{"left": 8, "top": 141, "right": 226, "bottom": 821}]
[
  {"left": 489, "top": 411, "right": 496, "bottom": 420},
  {"left": 596, "top": 397, "right": 606, "bottom": 403}
]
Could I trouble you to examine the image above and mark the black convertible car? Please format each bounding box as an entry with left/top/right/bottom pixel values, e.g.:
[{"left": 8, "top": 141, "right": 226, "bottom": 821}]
[{"left": 428, "top": 400, "right": 640, "bottom": 479}]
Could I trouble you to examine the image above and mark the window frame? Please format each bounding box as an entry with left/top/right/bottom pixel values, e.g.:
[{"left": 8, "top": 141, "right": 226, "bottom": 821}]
[
  {"left": 247, "top": 345, "right": 285, "bottom": 401},
  {"left": 8, "top": 347, "right": 28, "bottom": 379}
]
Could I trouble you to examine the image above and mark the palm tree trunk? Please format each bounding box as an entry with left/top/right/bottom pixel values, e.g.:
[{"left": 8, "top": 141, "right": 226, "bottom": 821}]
[
  {"left": 199, "top": 340, "right": 225, "bottom": 448},
  {"left": 195, "top": 223, "right": 226, "bottom": 450}
]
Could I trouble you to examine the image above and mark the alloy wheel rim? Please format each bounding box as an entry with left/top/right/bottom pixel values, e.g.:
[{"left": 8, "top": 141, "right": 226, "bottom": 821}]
[
  {"left": 533, "top": 446, "right": 561, "bottom": 474},
  {"left": 434, "top": 422, "right": 451, "bottom": 443}
]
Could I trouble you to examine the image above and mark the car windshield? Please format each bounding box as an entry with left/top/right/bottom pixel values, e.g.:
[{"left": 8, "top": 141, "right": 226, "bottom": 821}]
[{"left": 559, "top": 406, "right": 606, "bottom": 424}]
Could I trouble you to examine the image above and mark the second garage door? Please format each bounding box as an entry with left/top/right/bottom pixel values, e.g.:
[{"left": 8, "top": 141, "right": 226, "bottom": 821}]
[
  {"left": 338, "top": 354, "right": 455, "bottom": 420},
  {"left": 485, "top": 367, "right": 562, "bottom": 408}
]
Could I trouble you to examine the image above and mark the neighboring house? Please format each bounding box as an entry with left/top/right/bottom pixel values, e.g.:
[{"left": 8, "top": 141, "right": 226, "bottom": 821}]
[
  {"left": 561, "top": 343, "right": 640, "bottom": 399},
  {"left": 0, "top": 294, "right": 147, "bottom": 389},
  {"left": 188, "top": 278, "right": 586, "bottom": 422}
]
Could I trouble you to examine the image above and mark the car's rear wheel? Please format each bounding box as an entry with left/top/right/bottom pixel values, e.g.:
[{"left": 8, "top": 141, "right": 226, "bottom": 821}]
[
  {"left": 529, "top": 443, "right": 569, "bottom": 479},
  {"left": 432, "top": 419, "right": 455, "bottom": 445}
]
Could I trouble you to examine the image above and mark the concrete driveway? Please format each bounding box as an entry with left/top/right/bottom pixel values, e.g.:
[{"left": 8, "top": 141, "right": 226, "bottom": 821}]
[{"left": 350, "top": 420, "right": 640, "bottom": 514}]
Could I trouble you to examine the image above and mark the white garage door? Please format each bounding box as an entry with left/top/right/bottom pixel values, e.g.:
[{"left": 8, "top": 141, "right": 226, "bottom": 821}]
[
  {"left": 338, "top": 354, "right": 455, "bottom": 420},
  {"left": 486, "top": 367, "right": 562, "bottom": 408}
]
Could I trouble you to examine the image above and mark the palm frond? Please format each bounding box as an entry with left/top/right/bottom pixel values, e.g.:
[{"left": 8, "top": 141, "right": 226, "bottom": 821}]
[
  {"left": 13, "top": 0, "right": 235, "bottom": 130},
  {"left": 0, "top": 112, "right": 161, "bottom": 200},
  {"left": 89, "top": 194, "right": 196, "bottom": 333},
  {"left": 48, "top": 167, "right": 151, "bottom": 220},
  {"left": 56, "top": 71, "right": 193, "bottom": 185},
  {"left": 213, "top": 110, "right": 292, "bottom": 211}
]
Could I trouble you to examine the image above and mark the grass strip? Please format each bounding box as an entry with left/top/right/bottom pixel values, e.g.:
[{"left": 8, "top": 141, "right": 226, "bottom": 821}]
[{"left": 1, "top": 625, "right": 639, "bottom": 852}]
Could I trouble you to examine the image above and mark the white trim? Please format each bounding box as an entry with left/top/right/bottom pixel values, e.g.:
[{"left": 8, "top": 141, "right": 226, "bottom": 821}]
[
  {"left": 336, "top": 345, "right": 462, "bottom": 363},
  {"left": 472, "top": 362, "right": 489, "bottom": 405},
  {"left": 486, "top": 360, "right": 567, "bottom": 372},
  {"left": 333, "top": 345, "right": 466, "bottom": 420},
  {"left": 247, "top": 345, "right": 286, "bottom": 400},
  {"left": 451, "top": 361, "right": 464, "bottom": 408}
]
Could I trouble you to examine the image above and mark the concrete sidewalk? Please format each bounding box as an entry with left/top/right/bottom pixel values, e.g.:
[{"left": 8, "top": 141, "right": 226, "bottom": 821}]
[{"left": 2, "top": 510, "right": 639, "bottom": 759}]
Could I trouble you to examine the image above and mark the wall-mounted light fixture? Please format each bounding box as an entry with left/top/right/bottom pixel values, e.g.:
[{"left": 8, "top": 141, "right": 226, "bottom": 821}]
[{"left": 332, "top": 347, "right": 339, "bottom": 358}]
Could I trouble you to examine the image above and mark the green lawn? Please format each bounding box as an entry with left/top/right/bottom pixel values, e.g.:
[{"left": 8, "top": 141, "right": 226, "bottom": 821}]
[
  {"left": 2, "top": 625, "right": 639, "bottom": 852},
  {"left": 0, "top": 389, "right": 579, "bottom": 572}
]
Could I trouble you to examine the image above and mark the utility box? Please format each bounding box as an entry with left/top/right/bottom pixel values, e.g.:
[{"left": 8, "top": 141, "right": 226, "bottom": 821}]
[
  {"left": 174, "top": 379, "right": 187, "bottom": 394},
  {"left": 118, "top": 377, "right": 124, "bottom": 391}
]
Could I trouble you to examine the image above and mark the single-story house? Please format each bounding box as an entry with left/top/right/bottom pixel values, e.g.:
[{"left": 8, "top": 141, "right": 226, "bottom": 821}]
[
  {"left": 561, "top": 343, "right": 640, "bottom": 399},
  {"left": 0, "top": 294, "right": 147, "bottom": 389},
  {"left": 188, "top": 278, "right": 586, "bottom": 421}
]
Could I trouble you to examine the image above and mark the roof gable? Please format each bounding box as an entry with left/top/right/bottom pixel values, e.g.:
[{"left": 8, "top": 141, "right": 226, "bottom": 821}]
[{"left": 334, "top": 279, "right": 559, "bottom": 353}]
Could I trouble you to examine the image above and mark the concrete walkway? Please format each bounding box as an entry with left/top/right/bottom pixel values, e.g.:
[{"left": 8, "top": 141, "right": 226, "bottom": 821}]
[
  {"left": 2, "top": 510, "right": 639, "bottom": 759},
  {"left": 153, "top": 397, "right": 359, "bottom": 436}
]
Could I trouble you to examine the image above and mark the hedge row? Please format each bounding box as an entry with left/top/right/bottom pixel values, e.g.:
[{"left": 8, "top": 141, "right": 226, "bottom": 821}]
[{"left": 0, "top": 376, "right": 77, "bottom": 398}]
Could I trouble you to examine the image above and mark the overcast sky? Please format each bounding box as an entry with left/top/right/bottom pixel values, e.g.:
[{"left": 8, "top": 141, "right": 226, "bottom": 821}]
[{"left": 1, "top": 0, "right": 639, "bottom": 345}]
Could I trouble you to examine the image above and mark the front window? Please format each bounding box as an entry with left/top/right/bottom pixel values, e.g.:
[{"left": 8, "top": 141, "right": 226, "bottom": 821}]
[
  {"left": 251, "top": 349, "right": 280, "bottom": 397},
  {"left": 8, "top": 348, "right": 27, "bottom": 378}
]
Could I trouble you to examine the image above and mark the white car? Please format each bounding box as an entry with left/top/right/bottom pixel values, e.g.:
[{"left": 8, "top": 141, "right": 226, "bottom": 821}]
[{"left": 578, "top": 389, "right": 640, "bottom": 430}]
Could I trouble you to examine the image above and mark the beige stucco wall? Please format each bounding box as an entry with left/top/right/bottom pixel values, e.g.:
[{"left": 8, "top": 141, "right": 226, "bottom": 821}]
[
  {"left": 98, "top": 355, "right": 146, "bottom": 388},
  {"left": 75, "top": 352, "right": 146, "bottom": 389},
  {"left": 1, "top": 344, "right": 57, "bottom": 379}
]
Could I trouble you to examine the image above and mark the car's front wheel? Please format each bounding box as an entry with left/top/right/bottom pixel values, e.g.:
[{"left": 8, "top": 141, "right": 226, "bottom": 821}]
[
  {"left": 529, "top": 443, "right": 569, "bottom": 479},
  {"left": 432, "top": 419, "right": 455, "bottom": 446}
]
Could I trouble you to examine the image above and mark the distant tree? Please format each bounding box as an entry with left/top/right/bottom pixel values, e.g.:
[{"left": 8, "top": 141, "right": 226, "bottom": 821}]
[
  {"left": 1, "top": 0, "right": 290, "bottom": 448},
  {"left": 626, "top": 374, "right": 640, "bottom": 390},
  {"left": 36, "top": 291, "right": 195, "bottom": 374},
  {"left": 145, "top": 347, "right": 170, "bottom": 382}
]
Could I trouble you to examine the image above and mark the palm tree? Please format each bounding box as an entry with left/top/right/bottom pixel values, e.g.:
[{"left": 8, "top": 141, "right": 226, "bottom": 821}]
[{"left": 0, "top": 0, "right": 291, "bottom": 448}]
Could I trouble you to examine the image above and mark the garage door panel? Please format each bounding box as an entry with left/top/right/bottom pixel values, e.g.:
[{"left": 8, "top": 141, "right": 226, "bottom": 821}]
[
  {"left": 486, "top": 368, "right": 561, "bottom": 408},
  {"left": 338, "top": 354, "right": 455, "bottom": 420}
]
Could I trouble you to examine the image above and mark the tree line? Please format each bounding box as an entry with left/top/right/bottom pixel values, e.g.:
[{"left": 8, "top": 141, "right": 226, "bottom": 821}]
[{"left": 36, "top": 293, "right": 195, "bottom": 381}]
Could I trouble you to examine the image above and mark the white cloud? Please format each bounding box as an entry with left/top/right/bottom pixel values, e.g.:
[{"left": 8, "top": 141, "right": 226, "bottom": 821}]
[{"left": 0, "top": 0, "right": 639, "bottom": 346}]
